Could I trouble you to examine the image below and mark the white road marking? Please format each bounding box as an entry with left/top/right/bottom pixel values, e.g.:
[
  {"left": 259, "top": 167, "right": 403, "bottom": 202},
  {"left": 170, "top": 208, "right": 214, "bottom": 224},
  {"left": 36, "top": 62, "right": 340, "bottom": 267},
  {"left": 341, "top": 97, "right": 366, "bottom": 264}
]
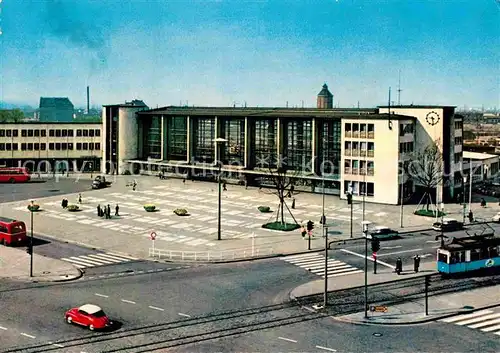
[
  {"left": 376, "top": 248, "right": 423, "bottom": 257},
  {"left": 178, "top": 313, "right": 191, "bottom": 318},
  {"left": 105, "top": 252, "right": 139, "bottom": 260},
  {"left": 0, "top": 326, "right": 7, "bottom": 330},
  {"left": 381, "top": 246, "right": 402, "bottom": 250},
  {"left": 426, "top": 240, "right": 440, "bottom": 243},
  {"left": 121, "top": 299, "right": 136, "bottom": 304},
  {"left": 20, "top": 333, "right": 36, "bottom": 338},
  {"left": 440, "top": 310, "right": 493, "bottom": 323},
  {"left": 95, "top": 293, "right": 109, "bottom": 298},
  {"left": 316, "top": 346, "right": 337, "bottom": 352},
  {"left": 49, "top": 342, "right": 65, "bottom": 348},
  {"left": 61, "top": 257, "right": 96, "bottom": 267},
  {"left": 340, "top": 249, "right": 395, "bottom": 269},
  {"left": 420, "top": 254, "right": 433, "bottom": 259},
  {"left": 278, "top": 336, "right": 297, "bottom": 343},
  {"left": 149, "top": 306, "right": 164, "bottom": 311}
]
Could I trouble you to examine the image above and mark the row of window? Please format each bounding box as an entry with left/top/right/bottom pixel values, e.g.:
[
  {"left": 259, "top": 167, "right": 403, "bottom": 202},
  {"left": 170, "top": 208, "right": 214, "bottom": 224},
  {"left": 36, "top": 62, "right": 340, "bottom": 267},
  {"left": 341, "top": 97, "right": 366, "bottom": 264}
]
[
  {"left": 454, "top": 153, "right": 461, "bottom": 164},
  {"left": 454, "top": 120, "right": 463, "bottom": 130},
  {"left": 344, "top": 159, "right": 375, "bottom": 176},
  {"left": 344, "top": 123, "right": 375, "bottom": 138},
  {"left": 454, "top": 136, "right": 463, "bottom": 145},
  {"left": 0, "top": 142, "right": 101, "bottom": 151},
  {"left": 0, "top": 129, "right": 100, "bottom": 138},
  {"left": 399, "top": 142, "right": 414, "bottom": 153},
  {"left": 343, "top": 180, "right": 375, "bottom": 196},
  {"left": 344, "top": 141, "right": 375, "bottom": 157}
]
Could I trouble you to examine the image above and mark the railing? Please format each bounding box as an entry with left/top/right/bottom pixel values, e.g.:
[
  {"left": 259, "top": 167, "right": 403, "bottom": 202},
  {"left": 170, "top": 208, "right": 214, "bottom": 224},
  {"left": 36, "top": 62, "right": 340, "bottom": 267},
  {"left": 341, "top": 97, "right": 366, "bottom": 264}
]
[
  {"left": 344, "top": 149, "right": 352, "bottom": 156},
  {"left": 344, "top": 167, "right": 351, "bottom": 174},
  {"left": 367, "top": 132, "right": 374, "bottom": 139},
  {"left": 367, "top": 168, "right": 374, "bottom": 176},
  {"left": 360, "top": 150, "right": 367, "bottom": 157},
  {"left": 360, "top": 131, "right": 367, "bottom": 138},
  {"left": 345, "top": 131, "right": 352, "bottom": 138},
  {"left": 367, "top": 150, "right": 374, "bottom": 157},
  {"left": 149, "top": 246, "right": 275, "bottom": 262},
  {"left": 351, "top": 150, "right": 360, "bottom": 157},
  {"left": 359, "top": 169, "right": 366, "bottom": 175},
  {"left": 352, "top": 131, "right": 359, "bottom": 138}
]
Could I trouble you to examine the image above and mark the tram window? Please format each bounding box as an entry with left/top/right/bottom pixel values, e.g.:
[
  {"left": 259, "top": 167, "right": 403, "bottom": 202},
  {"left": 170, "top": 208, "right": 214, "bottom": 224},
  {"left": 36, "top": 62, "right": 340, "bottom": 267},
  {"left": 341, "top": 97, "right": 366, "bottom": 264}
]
[
  {"left": 450, "top": 251, "right": 465, "bottom": 264},
  {"left": 438, "top": 253, "right": 448, "bottom": 263},
  {"left": 471, "top": 249, "right": 481, "bottom": 261},
  {"left": 489, "top": 246, "right": 499, "bottom": 258}
]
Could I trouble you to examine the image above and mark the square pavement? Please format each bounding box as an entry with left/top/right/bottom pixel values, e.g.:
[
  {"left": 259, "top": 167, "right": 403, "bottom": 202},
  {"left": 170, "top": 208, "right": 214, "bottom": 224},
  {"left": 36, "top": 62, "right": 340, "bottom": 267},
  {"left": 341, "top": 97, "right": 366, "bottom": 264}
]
[{"left": 1, "top": 175, "right": 499, "bottom": 258}]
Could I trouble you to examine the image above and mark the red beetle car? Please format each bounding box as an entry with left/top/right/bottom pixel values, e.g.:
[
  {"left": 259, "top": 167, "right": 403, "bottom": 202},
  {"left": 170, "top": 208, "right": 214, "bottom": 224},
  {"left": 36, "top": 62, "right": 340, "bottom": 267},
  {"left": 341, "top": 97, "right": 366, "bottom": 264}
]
[{"left": 65, "top": 304, "right": 112, "bottom": 330}]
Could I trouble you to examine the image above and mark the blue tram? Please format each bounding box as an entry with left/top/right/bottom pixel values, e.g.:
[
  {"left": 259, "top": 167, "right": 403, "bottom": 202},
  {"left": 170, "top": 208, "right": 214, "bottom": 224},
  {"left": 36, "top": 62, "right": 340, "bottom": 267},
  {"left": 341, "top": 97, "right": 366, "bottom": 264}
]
[{"left": 437, "top": 235, "right": 500, "bottom": 274}]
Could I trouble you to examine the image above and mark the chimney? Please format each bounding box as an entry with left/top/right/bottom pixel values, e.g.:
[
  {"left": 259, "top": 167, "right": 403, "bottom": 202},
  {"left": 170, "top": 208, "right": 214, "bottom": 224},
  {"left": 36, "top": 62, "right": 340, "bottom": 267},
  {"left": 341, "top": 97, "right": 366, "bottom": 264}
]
[{"left": 86, "top": 86, "right": 90, "bottom": 114}]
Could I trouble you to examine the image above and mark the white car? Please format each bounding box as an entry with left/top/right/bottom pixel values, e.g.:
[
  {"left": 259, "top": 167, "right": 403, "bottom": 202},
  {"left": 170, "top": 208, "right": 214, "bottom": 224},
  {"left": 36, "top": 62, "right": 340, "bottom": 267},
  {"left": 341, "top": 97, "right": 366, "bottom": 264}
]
[{"left": 492, "top": 213, "right": 500, "bottom": 223}]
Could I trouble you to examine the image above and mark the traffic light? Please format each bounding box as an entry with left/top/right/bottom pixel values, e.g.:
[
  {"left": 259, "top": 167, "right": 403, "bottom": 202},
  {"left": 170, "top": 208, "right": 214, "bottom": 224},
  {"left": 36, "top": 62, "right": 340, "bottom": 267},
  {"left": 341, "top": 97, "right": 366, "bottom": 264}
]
[
  {"left": 347, "top": 193, "right": 352, "bottom": 205},
  {"left": 26, "top": 246, "right": 32, "bottom": 255},
  {"left": 371, "top": 237, "right": 380, "bottom": 253},
  {"left": 306, "top": 220, "right": 314, "bottom": 232}
]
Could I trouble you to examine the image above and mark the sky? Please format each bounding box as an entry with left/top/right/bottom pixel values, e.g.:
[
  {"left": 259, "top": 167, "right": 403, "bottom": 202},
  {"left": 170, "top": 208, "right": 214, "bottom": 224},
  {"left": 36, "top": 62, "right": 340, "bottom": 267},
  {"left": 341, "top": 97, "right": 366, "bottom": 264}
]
[{"left": 0, "top": 0, "right": 498, "bottom": 110}]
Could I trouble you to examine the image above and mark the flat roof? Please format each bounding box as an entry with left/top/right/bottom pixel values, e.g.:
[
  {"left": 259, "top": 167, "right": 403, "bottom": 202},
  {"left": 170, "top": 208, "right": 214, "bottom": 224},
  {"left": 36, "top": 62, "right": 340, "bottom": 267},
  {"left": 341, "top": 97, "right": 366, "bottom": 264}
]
[
  {"left": 378, "top": 105, "right": 456, "bottom": 109},
  {"left": 463, "top": 151, "right": 499, "bottom": 161}
]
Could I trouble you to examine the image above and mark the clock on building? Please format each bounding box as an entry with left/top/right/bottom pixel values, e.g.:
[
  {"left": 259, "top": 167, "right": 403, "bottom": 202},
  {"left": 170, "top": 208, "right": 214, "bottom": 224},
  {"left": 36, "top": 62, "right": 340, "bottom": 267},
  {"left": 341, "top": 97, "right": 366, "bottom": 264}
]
[{"left": 425, "top": 111, "right": 440, "bottom": 126}]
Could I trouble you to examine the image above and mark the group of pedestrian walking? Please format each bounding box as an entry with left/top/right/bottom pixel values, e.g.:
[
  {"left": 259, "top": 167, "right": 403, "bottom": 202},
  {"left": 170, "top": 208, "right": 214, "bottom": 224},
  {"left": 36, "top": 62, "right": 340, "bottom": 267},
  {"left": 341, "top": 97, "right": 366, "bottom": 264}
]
[
  {"left": 395, "top": 255, "right": 420, "bottom": 275},
  {"left": 97, "top": 204, "right": 119, "bottom": 219}
]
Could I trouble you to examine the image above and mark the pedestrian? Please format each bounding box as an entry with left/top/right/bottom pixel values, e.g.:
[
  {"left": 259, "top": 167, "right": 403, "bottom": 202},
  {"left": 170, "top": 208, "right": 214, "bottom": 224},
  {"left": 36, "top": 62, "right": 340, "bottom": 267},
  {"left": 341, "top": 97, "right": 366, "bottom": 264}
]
[
  {"left": 413, "top": 254, "right": 420, "bottom": 273},
  {"left": 223, "top": 182, "right": 227, "bottom": 191},
  {"left": 291, "top": 198, "right": 296, "bottom": 209},
  {"left": 183, "top": 178, "right": 186, "bottom": 184},
  {"left": 61, "top": 199, "right": 65, "bottom": 209},
  {"left": 468, "top": 210, "right": 474, "bottom": 223},
  {"left": 396, "top": 257, "right": 403, "bottom": 275},
  {"left": 132, "top": 180, "right": 137, "bottom": 191},
  {"left": 78, "top": 193, "right": 82, "bottom": 204},
  {"left": 244, "top": 180, "right": 248, "bottom": 190},
  {"left": 115, "top": 204, "right": 119, "bottom": 216},
  {"left": 97, "top": 204, "right": 101, "bottom": 217},
  {"left": 107, "top": 204, "right": 111, "bottom": 219},
  {"left": 481, "top": 198, "right": 486, "bottom": 207},
  {"left": 158, "top": 171, "right": 163, "bottom": 180}
]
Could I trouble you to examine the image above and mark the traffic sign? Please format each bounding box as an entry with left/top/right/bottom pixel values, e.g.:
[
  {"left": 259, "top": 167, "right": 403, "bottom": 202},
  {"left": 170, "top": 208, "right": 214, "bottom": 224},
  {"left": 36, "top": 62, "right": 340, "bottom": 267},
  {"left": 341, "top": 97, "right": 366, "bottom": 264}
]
[
  {"left": 370, "top": 305, "right": 388, "bottom": 313},
  {"left": 150, "top": 231, "right": 157, "bottom": 241}
]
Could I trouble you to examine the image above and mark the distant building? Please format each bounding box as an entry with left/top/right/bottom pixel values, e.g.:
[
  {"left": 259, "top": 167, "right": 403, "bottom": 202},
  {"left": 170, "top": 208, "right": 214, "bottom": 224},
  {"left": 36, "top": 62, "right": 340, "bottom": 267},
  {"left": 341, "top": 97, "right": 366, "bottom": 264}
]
[
  {"left": 39, "top": 97, "right": 74, "bottom": 122},
  {"left": 317, "top": 83, "right": 333, "bottom": 109}
]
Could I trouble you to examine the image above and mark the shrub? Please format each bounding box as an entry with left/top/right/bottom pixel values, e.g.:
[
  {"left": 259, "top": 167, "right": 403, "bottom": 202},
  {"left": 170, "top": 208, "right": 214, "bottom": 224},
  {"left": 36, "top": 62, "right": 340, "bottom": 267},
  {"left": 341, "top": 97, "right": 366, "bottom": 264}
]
[
  {"left": 122, "top": 170, "right": 132, "bottom": 175},
  {"left": 144, "top": 204, "right": 156, "bottom": 212},
  {"left": 258, "top": 206, "right": 271, "bottom": 213},
  {"left": 414, "top": 209, "right": 446, "bottom": 217},
  {"left": 173, "top": 208, "right": 188, "bottom": 216},
  {"left": 27, "top": 204, "right": 40, "bottom": 212},
  {"left": 262, "top": 222, "right": 301, "bottom": 232},
  {"left": 67, "top": 204, "right": 80, "bottom": 212}
]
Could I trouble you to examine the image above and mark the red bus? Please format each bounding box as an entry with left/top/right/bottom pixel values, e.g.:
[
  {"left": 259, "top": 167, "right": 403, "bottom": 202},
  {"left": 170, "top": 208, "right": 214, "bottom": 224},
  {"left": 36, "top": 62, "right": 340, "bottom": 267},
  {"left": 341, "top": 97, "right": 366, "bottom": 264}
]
[
  {"left": 0, "top": 167, "right": 31, "bottom": 183},
  {"left": 0, "top": 217, "right": 27, "bottom": 246}
]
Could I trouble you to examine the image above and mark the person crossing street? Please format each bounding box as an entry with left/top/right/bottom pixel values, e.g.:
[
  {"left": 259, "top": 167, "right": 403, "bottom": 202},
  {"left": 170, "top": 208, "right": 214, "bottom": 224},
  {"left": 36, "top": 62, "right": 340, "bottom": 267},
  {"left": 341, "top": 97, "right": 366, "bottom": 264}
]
[{"left": 413, "top": 254, "right": 420, "bottom": 273}]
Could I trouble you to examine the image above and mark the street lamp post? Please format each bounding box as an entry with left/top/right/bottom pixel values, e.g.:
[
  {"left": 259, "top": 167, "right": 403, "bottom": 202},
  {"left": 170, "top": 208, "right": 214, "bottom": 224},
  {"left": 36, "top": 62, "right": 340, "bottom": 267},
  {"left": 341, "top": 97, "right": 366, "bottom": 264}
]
[
  {"left": 29, "top": 201, "right": 34, "bottom": 277},
  {"left": 362, "top": 221, "right": 371, "bottom": 318},
  {"left": 400, "top": 171, "right": 404, "bottom": 228},
  {"left": 213, "top": 138, "right": 227, "bottom": 241},
  {"left": 440, "top": 203, "right": 445, "bottom": 247},
  {"left": 348, "top": 182, "right": 353, "bottom": 238},
  {"left": 462, "top": 176, "right": 467, "bottom": 224},
  {"left": 468, "top": 159, "right": 473, "bottom": 215},
  {"left": 323, "top": 225, "right": 329, "bottom": 308}
]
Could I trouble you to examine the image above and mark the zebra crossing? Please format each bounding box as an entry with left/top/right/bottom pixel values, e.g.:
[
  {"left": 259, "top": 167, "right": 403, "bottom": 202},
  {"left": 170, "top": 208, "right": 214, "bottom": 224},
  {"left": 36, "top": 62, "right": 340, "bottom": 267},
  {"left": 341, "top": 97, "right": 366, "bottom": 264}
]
[
  {"left": 280, "top": 253, "right": 362, "bottom": 278},
  {"left": 439, "top": 309, "right": 500, "bottom": 336},
  {"left": 60, "top": 252, "right": 139, "bottom": 269}
]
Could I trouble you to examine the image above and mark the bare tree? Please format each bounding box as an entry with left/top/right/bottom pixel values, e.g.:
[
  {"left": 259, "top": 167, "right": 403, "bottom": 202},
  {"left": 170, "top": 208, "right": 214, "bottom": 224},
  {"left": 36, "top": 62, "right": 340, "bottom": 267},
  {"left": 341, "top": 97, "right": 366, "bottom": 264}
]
[{"left": 408, "top": 140, "right": 443, "bottom": 211}]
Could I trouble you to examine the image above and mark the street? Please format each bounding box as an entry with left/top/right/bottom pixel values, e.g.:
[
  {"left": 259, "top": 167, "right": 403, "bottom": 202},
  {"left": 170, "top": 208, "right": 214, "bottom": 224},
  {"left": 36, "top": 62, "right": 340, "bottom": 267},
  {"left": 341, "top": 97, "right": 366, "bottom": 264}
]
[{"left": 1, "top": 258, "right": 499, "bottom": 353}]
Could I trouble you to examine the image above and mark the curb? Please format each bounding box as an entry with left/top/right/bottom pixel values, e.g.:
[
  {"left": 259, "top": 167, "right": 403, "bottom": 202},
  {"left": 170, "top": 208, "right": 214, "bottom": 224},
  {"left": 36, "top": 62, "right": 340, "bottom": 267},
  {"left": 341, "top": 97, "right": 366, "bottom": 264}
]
[
  {"left": 5, "top": 268, "right": 84, "bottom": 283},
  {"left": 332, "top": 302, "right": 500, "bottom": 326}
]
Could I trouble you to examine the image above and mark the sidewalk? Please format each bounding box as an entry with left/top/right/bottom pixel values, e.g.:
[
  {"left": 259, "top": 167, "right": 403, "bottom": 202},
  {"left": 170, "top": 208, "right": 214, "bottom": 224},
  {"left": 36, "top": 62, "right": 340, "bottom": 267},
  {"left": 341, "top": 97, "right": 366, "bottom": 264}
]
[
  {"left": 0, "top": 245, "right": 82, "bottom": 282},
  {"left": 290, "top": 261, "right": 500, "bottom": 325}
]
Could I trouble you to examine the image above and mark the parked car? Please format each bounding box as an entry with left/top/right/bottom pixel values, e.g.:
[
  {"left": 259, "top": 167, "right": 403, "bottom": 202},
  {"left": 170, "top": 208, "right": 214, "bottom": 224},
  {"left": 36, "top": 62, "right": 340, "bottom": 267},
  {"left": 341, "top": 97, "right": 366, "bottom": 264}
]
[
  {"left": 432, "top": 218, "right": 464, "bottom": 232},
  {"left": 492, "top": 213, "right": 500, "bottom": 223},
  {"left": 65, "top": 304, "right": 112, "bottom": 330},
  {"left": 92, "top": 176, "right": 111, "bottom": 189},
  {"left": 369, "top": 226, "right": 400, "bottom": 240}
]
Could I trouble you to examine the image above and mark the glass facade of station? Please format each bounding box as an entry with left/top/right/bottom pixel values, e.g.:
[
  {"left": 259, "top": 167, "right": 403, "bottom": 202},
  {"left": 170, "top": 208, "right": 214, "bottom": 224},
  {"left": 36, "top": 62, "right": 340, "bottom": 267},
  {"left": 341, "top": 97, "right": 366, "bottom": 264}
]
[
  {"left": 167, "top": 117, "right": 187, "bottom": 161},
  {"left": 142, "top": 115, "right": 161, "bottom": 159},
  {"left": 194, "top": 117, "right": 215, "bottom": 163}
]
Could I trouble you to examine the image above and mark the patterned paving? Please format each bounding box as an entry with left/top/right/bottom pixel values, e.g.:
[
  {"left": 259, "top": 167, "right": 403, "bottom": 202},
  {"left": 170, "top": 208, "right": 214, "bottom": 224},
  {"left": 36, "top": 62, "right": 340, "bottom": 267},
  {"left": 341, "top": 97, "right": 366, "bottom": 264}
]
[
  {"left": 439, "top": 309, "right": 500, "bottom": 336},
  {"left": 280, "top": 253, "right": 363, "bottom": 278},
  {"left": 60, "top": 252, "right": 139, "bottom": 269}
]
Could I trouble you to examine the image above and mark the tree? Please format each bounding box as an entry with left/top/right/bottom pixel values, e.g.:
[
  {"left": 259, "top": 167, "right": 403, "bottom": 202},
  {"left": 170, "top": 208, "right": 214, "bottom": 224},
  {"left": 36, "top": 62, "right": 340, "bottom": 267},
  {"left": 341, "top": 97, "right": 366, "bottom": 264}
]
[
  {"left": 408, "top": 141, "right": 443, "bottom": 211},
  {"left": 259, "top": 154, "right": 300, "bottom": 231},
  {"left": 0, "top": 109, "right": 24, "bottom": 122}
]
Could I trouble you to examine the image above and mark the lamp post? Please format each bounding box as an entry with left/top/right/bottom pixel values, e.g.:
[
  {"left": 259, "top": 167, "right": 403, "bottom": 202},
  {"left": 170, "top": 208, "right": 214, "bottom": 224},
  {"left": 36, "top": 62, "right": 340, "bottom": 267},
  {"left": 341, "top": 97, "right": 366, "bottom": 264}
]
[
  {"left": 468, "top": 159, "right": 472, "bottom": 215},
  {"left": 348, "top": 182, "right": 353, "bottom": 238},
  {"left": 29, "top": 201, "right": 34, "bottom": 277},
  {"left": 440, "top": 203, "right": 445, "bottom": 247},
  {"left": 400, "top": 170, "right": 404, "bottom": 228},
  {"left": 323, "top": 225, "right": 329, "bottom": 308},
  {"left": 362, "top": 220, "right": 371, "bottom": 318},
  {"left": 213, "top": 137, "right": 227, "bottom": 241},
  {"left": 462, "top": 176, "right": 467, "bottom": 224}
]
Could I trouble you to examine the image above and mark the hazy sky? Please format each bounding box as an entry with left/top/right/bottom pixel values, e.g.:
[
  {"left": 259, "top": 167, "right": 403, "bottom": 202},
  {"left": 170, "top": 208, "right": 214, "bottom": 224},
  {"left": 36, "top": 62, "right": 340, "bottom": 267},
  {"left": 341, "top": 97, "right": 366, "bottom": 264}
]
[{"left": 0, "top": 0, "right": 498, "bottom": 109}]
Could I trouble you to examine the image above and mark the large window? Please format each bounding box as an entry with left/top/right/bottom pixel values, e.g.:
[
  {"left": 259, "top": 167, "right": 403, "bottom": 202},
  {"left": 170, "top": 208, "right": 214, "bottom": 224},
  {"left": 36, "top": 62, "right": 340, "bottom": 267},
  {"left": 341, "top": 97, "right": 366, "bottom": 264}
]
[
  {"left": 222, "top": 119, "right": 245, "bottom": 165},
  {"left": 167, "top": 117, "right": 188, "bottom": 161},
  {"left": 254, "top": 119, "right": 276, "bottom": 167},
  {"left": 284, "top": 120, "right": 312, "bottom": 169},
  {"left": 194, "top": 117, "right": 215, "bottom": 163},
  {"left": 320, "top": 120, "right": 341, "bottom": 175},
  {"left": 143, "top": 116, "right": 161, "bottom": 159}
]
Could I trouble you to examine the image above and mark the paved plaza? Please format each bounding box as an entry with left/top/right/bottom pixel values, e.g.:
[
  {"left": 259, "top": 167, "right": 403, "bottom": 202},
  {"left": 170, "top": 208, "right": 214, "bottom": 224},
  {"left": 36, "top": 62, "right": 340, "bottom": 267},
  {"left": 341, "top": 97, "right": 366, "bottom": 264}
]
[{"left": 1, "top": 175, "right": 500, "bottom": 259}]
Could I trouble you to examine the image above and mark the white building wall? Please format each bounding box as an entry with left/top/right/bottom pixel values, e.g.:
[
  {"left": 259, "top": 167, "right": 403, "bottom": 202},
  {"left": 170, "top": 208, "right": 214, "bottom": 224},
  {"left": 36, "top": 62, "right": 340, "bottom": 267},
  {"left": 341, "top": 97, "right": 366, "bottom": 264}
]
[
  {"left": 117, "top": 107, "right": 140, "bottom": 174},
  {"left": 101, "top": 108, "right": 107, "bottom": 173}
]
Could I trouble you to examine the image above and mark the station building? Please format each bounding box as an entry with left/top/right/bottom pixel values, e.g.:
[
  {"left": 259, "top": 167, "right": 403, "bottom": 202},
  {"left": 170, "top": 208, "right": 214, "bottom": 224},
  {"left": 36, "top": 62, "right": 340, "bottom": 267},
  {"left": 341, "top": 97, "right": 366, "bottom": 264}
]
[
  {"left": 0, "top": 122, "right": 102, "bottom": 173},
  {"left": 102, "top": 85, "right": 464, "bottom": 205}
]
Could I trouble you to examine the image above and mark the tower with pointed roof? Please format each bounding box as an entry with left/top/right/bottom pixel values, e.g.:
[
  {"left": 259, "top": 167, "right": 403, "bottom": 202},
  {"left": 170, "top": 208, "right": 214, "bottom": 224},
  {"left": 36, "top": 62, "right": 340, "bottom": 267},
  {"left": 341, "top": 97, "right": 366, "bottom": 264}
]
[{"left": 317, "top": 83, "right": 333, "bottom": 109}]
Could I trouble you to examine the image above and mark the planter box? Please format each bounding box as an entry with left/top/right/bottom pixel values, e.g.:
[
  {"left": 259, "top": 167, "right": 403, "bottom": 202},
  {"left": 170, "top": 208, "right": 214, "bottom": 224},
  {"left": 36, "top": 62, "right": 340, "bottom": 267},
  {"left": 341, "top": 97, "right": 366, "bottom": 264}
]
[
  {"left": 144, "top": 205, "right": 156, "bottom": 212},
  {"left": 27, "top": 205, "right": 40, "bottom": 212},
  {"left": 67, "top": 205, "right": 80, "bottom": 212},
  {"left": 258, "top": 206, "right": 271, "bottom": 213}
]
